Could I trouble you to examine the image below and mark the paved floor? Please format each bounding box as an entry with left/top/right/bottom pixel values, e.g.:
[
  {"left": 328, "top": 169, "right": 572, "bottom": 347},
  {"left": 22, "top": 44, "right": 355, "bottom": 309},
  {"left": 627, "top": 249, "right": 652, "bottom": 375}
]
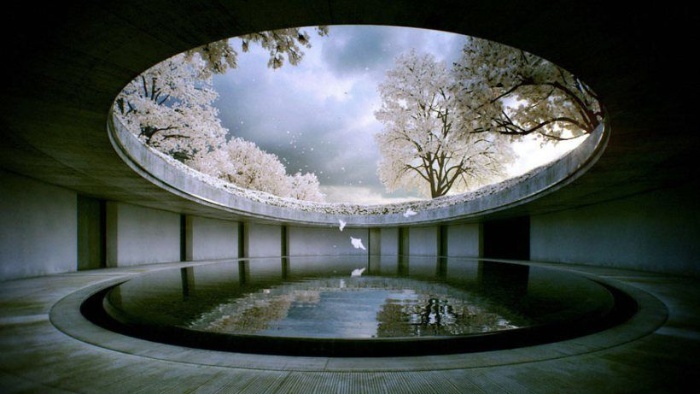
[{"left": 1, "top": 260, "right": 698, "bottom": 393}]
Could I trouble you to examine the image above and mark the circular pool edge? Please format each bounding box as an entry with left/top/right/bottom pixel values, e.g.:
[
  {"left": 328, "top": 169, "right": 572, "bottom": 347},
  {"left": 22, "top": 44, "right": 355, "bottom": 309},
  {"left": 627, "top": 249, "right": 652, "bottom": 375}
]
[
  {"left": 47, "top": 261, "right": 669, "bottom": 371},
  {"left": 79, "top": 276, "right": 638, "bottom": 358}
]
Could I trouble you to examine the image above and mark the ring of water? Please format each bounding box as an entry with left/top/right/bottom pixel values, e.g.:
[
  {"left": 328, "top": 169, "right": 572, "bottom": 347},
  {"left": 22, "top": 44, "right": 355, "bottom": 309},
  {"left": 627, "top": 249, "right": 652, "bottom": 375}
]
[{"left": 81, "top": 256, "right": 637, "bottom": 357}]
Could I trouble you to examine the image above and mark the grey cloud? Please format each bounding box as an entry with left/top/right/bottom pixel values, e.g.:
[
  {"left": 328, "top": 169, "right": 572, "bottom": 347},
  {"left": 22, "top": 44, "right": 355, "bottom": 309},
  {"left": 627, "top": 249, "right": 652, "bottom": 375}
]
[
  {"left": 211, "top": 25, "right": 470, "bottom": 203},
  {"left": 321, "top": 25, "right": 467, "bottom": 79},
  {"left": 321, "top": 25, "right": 398, "bottom": 78},
  {"left": 214, "top": 75, "right": 382, "bottom": 191}
]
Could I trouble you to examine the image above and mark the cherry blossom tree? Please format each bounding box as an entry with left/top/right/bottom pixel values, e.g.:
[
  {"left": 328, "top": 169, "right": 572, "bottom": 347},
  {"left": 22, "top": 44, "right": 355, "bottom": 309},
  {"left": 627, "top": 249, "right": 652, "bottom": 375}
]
[
  {"left": 287, "top": 172, "right": 325, "bottom": 202},
  {"left": 191, "top": 137, "right": 290, "bottom": 197},
  {"left": 115, "top": 26, "right": 329, "bottom": 160},
  {"left": 187, "top": 26, "right": 329, "bottom": 75},
  {"left": 115, "top": 53, "right": 226, "bottom": 162},
  {"left": 375, "top": 50, "right": 514, "bottom": 198},
  {"left": 453, "top": 37, "right": 603, "bottom": 142},
  {"left": 189, "top": 138, "right": 324, "bottom": 201},
  {"left": 114, "top": 26, "right": 328, "bottom": 201}
]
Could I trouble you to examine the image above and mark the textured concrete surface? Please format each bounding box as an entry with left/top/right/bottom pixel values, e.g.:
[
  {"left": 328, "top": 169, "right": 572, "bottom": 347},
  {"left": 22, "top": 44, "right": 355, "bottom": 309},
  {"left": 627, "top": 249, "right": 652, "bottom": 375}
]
[
  {"left": 106, "top": 202, "right": 181, "bottom": 267},
  {"left": 0, "top": 170, "right": 77, "bottom": 280},
  {"left": 445, "top": 223, "right": 482, "bottom": 258},
  {"left": 186, "top": 216, "right": 239, "bottom": 261},
  {"left": 288, "top": 226, "right": 369, "bottom": 256},
  {"left": 1, "top": 260, "right": 697, "bottom": 393},
  {"left": 531, "top": 182, "right": 700, "bottom": 275}
]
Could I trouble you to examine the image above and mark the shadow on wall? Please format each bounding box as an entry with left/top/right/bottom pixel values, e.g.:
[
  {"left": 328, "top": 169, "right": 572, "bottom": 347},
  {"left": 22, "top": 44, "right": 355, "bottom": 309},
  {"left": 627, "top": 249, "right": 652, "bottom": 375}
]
[{"left": 483, "top": 216, "right": 530, "bottom": 260}]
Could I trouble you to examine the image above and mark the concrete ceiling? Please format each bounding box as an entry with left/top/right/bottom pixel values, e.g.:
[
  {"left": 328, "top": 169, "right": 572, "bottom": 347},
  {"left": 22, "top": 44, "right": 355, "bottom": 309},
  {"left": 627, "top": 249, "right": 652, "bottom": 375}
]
[{"left": 1, "top": 1, "right": 698, "bottom": 225}]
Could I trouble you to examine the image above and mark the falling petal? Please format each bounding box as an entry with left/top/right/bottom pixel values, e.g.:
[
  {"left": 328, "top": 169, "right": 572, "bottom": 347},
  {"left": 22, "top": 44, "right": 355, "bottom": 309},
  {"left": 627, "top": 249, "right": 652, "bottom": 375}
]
[
  {"left": 350, "top": 236, "right": 366, "bottom": 250},
  {"left": 350, "top": 267, "right": 366, "bottom": 277}
]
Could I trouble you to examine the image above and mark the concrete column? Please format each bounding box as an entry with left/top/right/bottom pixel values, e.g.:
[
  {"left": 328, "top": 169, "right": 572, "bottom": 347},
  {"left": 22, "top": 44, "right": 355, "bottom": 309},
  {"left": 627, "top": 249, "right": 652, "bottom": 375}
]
[
  {"left": 408, "top": 226, "right": 438, "bottom": 256},
  {"left": 398, "top": 227, "right": 410, "bottom": 256},
  {"left": 281, "top": 225, "right": 289, "bottom": 257},
  {"left": 246, "top": 222, "right": 282, "bottom": 258},
  {"left": 438, "top": 225, "right": 448, "bottom": 256},
  {"left": 181, "top": 214, "right": 188, "bottom": 261},
  {"left": 368, "top": 228, "right": 381, "bottom": 255},
  {"left": 377, "top": 228, "right": 397, "bottom": 255},
  {"left": 238, "top": 222, "right": 246, "bottom": 258},
  {"left": 444, "top": 223, "right": 482, "bottom": 257},
  {"left": 185, "top": 216, "right": 239, "bottom": 261},
  {"left": 105, "top": 202, "right": 118, "bottom": 267},
  {"left": 77, "top": 195, "right": 106, "bottom": 270},
  {"left": 105, "top": 202, "right": 180, "bottom": 267}
]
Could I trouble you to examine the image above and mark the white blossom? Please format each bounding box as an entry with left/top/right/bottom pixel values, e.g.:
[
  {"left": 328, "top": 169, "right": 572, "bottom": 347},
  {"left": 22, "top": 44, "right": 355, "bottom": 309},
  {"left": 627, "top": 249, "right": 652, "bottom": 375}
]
[
  {"left": 287, "top": 172, "right": 325, "bottom": 202},
  {"left": 453, "top": 37, "right": 603, "bottom": 142},
  {"left": 150, "top": 138, "right": 564, "bottom": 216},
  {"left": 188, "top": 138, "right": 325, "bottom": 202},
  {"left": 115, "top": 28, "right": 329, "bottom": 201},
  {"left": 375, "top": 49, "right": 515, "bottom": 198},
  {"left": 115, "top": 52, "right": 227, "bottom": 162}
]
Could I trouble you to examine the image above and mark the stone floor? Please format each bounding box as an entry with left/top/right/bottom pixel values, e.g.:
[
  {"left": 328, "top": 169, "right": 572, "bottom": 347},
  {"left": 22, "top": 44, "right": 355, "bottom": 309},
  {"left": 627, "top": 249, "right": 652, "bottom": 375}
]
[{"left": 1, "top": 260, "right": 699, "bottom": 393}]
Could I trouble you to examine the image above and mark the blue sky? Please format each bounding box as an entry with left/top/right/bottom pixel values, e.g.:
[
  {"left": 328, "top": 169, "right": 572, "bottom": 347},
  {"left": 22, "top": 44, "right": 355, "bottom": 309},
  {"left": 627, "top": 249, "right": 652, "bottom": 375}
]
[{"left": 212, "top": 25, "right": 582, "bottom": 204}]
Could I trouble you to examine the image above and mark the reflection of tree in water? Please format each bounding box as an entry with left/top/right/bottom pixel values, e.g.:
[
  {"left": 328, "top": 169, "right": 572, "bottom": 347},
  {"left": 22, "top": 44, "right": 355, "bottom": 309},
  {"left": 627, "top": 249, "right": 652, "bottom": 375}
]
[
  {"left": 187, "top": 277, "right": 524, "bottom": 337},
  {"left": 376, "top": 294, "right": 518, "bottom": 337},
  {"left": 188, "top": 289, "right": 321, "bottom": 333}
]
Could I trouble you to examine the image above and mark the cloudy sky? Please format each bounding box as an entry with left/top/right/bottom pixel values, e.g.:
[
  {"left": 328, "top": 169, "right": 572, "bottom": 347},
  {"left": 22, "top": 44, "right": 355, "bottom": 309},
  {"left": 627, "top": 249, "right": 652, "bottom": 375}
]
[{"left": 212, "top": 25, "right": 583, "bottom": 204}]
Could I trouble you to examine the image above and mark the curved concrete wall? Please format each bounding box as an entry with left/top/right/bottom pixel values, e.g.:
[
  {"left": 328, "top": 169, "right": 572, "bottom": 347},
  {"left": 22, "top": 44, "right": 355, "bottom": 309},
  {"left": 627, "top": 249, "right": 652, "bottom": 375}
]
[
  {"left": 288, "top": 226, "right": 370, "bottom": 256},
  {"left": 2, "top": 168, "right": 699, "bottom": 280},
  {"left": 3, "top": 131, "right": 699, "bottom": 279},
  {"left": 531, "top": 183, "right": 700, "bottom": 276},
  {"left": 109, "top": 114, "right": 608, "bottom": 226},
  {"left": 0, "top": 169, "right": 484, "bottom": 280}
]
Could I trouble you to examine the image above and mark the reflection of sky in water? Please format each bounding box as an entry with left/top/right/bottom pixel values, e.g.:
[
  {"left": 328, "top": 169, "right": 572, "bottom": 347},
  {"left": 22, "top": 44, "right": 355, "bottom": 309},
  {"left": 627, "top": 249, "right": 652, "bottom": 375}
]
[
  {"left": 258, "top": 289, "right": 416, "bottom": 338},
  {"left": 109, "top": 258, "right": 616, "bottom": 342},
  {"left": 186, "top": 276, "right": 522, "bottom": 338}
]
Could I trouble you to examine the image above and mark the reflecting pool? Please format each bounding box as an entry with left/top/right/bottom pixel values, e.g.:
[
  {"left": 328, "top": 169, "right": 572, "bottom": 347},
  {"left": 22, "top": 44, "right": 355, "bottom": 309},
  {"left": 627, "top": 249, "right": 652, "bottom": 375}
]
[{"left": 84, "top": 256, "right": 635, "bottom": 357}]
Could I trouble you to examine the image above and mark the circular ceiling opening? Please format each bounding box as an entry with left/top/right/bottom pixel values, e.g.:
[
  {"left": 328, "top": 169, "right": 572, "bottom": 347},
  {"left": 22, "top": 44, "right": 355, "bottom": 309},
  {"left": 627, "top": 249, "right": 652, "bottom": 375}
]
[{"left": 110, "top": 25, "right": 605, "bottom": 221}]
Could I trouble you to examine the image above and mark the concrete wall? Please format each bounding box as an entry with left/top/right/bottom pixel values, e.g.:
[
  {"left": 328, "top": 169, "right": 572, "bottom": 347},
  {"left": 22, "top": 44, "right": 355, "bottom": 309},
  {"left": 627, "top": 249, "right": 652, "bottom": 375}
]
[
  {"left": 246, "top": 222, "right": 282, "bottom": 258},
  {"left": 408, "top": 226, "right": 439, "bottom": 256},
  {"left": 106, "top": 202, "right": 180, "bottom": 267},
  {"left": 0, "top": 171, "right": 78, "bottom": 280},
  {"left": 445, "top": 223, "right": 482, "bottom": 257},
  {"left": 379, "top": 227, "right": 399, "bottom": 255},
  {"left": 186, "top": 216, "right": 238, "bottom": 261},
  {"left": 288, "top": 226, "right": 369, "bottom": 256},
  {"left": 531, "top": 183, "right": 700, "bottom": 276},
  {"left": 4, "top": 168, "right": 697, "bottom": 280}
]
